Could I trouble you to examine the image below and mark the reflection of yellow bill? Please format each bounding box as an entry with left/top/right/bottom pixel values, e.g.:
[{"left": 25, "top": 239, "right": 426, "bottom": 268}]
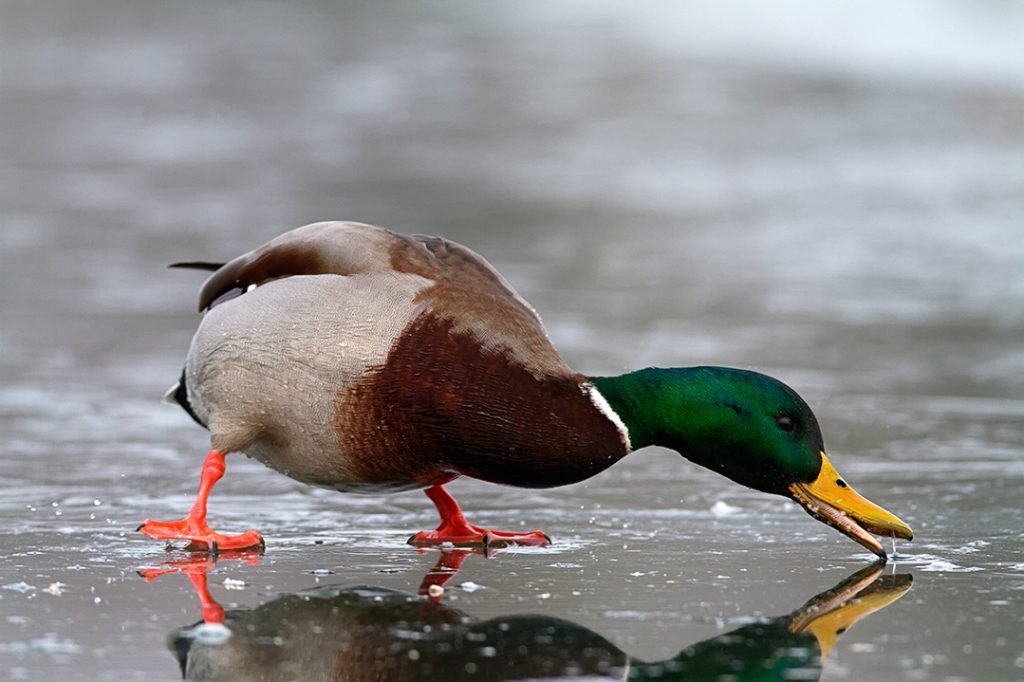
[
  {"left": 789, "top": 564, "right": 913, "bottom": 658},
  {"left": 789, "top": 452, "right": 914, "bottom": 557}
]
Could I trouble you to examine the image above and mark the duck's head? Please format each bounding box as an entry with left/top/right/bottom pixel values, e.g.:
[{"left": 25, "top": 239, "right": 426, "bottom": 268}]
[{"left": 592, "top": 367, "right": 913, "bottom": 557}]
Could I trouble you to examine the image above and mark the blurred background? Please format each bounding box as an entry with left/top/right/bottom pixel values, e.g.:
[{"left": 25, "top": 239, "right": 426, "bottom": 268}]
[{"left": 1, "top": 1, "right": 1022, "bottom": 680}]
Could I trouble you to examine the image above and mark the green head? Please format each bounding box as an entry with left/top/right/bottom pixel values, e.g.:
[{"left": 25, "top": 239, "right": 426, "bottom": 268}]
[
  {"left": 592, "top": 367, "right": 823, "bottom": 495},
  {"left": 591, "top": 366, "right": 913, "bottom": 557}
]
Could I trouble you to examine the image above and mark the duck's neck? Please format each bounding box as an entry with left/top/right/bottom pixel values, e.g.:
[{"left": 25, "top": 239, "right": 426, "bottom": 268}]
[{"left": 589, "top": 367, "right": 726, "bottom": 456}]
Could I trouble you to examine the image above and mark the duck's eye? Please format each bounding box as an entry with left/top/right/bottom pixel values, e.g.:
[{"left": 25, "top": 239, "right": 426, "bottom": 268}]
[{"left": 776, "top": 416, "right": 796, "bottom": 432}]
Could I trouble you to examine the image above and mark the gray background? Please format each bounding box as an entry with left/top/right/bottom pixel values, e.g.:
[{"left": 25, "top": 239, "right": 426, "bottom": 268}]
[{"left": 1, "top": 1, "right": 1022, "bottom": 679}]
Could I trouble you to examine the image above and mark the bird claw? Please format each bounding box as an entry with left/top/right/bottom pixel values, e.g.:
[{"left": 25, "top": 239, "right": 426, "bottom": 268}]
[
  {"left": 138, "top": 518, "right": 263, "bottom": 553},
  {"left": 407, "top": 529, "right": 550, "bottom": 549}
]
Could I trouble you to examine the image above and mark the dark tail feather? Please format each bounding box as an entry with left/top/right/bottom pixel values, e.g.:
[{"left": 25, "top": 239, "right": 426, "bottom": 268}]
[
  {"left": 172, "top": 368, "right": 208, "bottom": 429},
  {"left": 169, "top": 261, "right": 225, "bottom": 271}
]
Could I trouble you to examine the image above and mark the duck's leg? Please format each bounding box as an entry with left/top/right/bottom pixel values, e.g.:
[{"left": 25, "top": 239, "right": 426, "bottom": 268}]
[
  {"left": 408, "top": 485, "right": 550, "bottom": 548},
  {"left": 138, "top": 449, "right": 264, "bottom": 552}
]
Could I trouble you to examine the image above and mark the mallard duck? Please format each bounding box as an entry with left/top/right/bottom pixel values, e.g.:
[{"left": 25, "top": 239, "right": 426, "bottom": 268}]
[{"left": 139, "top": 221, "right": 913, "bottom": 556}]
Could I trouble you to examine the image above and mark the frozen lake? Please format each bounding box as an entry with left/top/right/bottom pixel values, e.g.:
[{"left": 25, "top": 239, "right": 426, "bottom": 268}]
[{"left": 1, "top": 1, "right": 1022, "bottom": 680}]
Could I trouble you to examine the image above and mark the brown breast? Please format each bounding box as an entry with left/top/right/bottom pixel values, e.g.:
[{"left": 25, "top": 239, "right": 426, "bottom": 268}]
[{"left": 334, "top": 312, "right": 629, "bottom": 489}]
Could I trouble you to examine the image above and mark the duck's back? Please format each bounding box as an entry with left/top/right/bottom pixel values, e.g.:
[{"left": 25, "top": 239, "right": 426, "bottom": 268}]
[{"left": 181, "top": 222, "right": 628, "bottom": 493}]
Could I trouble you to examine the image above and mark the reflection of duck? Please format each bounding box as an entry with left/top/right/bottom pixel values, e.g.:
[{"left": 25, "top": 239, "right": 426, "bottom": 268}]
[
  {"left": 155, "top": 553, "right": 910, "bottom": 681},
  {"left": 140, "top": 222, "right": 911, "bottom": 557}
]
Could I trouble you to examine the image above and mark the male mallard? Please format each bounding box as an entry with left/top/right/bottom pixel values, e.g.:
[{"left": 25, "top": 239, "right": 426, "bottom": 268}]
[{"left": 140, "top": 222, "right": 913, "bottom": 557}]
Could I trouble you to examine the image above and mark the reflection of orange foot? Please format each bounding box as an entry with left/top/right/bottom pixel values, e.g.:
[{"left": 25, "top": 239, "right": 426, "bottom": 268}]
[
  {"left": 137, "top": 557, "right": 215, "bottom": 582},
  {"left": 138, "top": 449, "right": 264, "bottom": 553},
  {"left": 137, "top": 550, "right": 262, "bottom": 582},
  {"left": 138, "top": 548, "right": 260, "bottom": 622},
  {"left": 418, "top": 549, "right": 475, "bottom": 601},
  {"left": 137, "top": 551, "right": 262, "bottom": 625},
  {"left": 407, "top": 485, "right": 551, "bottom": 549}
]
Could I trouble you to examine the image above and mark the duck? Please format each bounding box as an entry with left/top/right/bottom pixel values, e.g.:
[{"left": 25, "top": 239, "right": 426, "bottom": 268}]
[{"left": 139, "top": 221, "right": 913, "bottom": 557}]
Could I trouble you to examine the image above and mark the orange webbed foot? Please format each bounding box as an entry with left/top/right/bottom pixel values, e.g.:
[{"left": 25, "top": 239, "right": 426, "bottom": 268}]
[
  {"left": 410, "top": 485, "right": 551, "bottom": 549},
  {"left": 408, "top": 525, "right": 550, "bottom": 549},
  {"left": 138, "top": 518, "right": 264, "bottom": 553}
]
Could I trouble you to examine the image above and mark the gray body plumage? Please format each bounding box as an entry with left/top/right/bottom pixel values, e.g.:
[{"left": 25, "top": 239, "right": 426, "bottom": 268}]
[{"left": 185, "top": 269, "right": 430, "bottom": 490}]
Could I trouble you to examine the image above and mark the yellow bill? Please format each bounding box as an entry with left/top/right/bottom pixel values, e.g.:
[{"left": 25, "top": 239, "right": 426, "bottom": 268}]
[{"left": 789, "top": 452, "right": 913, "bottom": 558}]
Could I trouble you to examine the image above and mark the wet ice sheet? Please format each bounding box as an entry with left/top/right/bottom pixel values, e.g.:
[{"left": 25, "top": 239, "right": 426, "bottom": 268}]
[{"left": 1, "top": 447, "right": 1021, "bottom": 680}]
